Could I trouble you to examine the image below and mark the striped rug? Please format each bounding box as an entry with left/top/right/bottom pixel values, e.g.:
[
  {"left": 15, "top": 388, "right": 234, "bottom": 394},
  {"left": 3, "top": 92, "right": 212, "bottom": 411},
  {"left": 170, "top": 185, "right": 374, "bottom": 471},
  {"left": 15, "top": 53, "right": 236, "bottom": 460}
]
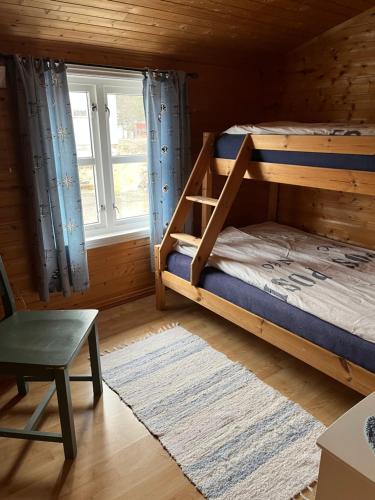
[{"left": 101, "top": 325, "right": 325, "bottom": 499}]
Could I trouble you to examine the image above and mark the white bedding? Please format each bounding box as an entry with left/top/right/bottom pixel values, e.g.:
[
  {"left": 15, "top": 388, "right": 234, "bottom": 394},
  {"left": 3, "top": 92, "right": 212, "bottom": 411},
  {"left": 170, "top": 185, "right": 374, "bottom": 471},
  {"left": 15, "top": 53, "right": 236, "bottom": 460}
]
[
  {"left": 175, "top": 223, "right": 375, "bottom": 344},
  {"left": 225, "top": 121, "right": 375, "bottom": 136}
]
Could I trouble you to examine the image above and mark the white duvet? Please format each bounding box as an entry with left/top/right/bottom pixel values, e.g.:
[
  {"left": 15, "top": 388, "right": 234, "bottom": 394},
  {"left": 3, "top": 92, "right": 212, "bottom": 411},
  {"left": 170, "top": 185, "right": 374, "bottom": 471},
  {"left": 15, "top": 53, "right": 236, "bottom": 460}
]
[
  {"left": 175, "top": 223, "right": 375, "bottom": 344},
  {"left": 224, "top": 121, "right": 375, "bottom": 136}
]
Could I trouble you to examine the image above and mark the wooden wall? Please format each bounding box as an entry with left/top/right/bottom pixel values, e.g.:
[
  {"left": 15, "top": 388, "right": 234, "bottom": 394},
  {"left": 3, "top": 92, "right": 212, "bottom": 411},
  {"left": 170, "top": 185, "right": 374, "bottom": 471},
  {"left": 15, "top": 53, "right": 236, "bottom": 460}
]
[
  {"left": 0, "top": 82, "right": 154, "bottom": 310},
  {"left": 262, "top": 7, "right": 375, "bottom": 250},
  {"left": 277, "top": 187, "right": 375, "bottom": 250},
  {"left": 213, "top": 178, "right": 272, "bottom": 229},
  {"left": 262, "top": 7, "right": 375, "bottom": 123},
  {"left": 0, "top": 39, "right": 262, "bottom": 310},
  {"left": 1, "top": 6, "right": 374, "bottom": 311}
]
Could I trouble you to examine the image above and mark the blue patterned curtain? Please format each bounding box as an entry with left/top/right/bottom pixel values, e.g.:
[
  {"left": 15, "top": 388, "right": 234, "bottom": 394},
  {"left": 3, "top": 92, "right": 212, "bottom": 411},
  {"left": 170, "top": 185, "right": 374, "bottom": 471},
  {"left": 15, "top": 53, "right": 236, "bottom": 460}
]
[
  {"left": 143, "top": 70, "right": 191, "bottom": 265},
  {"left": 13, "top": 56, "right": 89, "bottom": 301}
]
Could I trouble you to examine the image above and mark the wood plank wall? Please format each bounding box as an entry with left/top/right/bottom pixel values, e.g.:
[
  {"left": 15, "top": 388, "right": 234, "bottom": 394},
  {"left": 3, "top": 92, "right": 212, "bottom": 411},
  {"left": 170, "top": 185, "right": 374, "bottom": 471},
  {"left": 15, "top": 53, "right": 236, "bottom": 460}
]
[
  {"left": 261, "top": 7, "right": 375, "bottom": 123},
  {"left": 0, "top": 39, "right": 262, "bottom": 310},
  {"left": 2, "top": 6, "right": 373, "bottom": 311},
  {"left": 261, "top": 7, "right": 375, "bottom": 249},
  {"left": 278, "top": 187, "right": 375, "bottom": 250},
  {"left": 0, "top": 83, "right": 154, "bottom": 310},
  {"left": 213, "top": 178, "right": 271, "bottom": 229}
]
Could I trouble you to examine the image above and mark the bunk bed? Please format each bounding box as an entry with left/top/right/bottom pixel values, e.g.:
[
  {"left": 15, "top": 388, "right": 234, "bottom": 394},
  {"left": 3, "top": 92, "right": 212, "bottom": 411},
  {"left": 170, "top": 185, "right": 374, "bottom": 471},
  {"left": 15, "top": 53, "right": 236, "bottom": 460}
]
[{"left": 155, "top": 123, "right": 375, "bottom": 396}]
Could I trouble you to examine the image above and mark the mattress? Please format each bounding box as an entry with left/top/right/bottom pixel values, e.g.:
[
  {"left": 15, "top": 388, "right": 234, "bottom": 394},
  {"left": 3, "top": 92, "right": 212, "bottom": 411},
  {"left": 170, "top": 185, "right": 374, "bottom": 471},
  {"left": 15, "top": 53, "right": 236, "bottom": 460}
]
[
  {"left": 215, "top": 133, "right": 375, "bottom": 171},
  {"left": 175, "top": 222, "right": 375, "bottom": 344},
  {"left": 167, "top": 251, "right": 375, "bottom": 374},
  {"left": 224, "top": 122, "right": 375, "bottom": 136}
]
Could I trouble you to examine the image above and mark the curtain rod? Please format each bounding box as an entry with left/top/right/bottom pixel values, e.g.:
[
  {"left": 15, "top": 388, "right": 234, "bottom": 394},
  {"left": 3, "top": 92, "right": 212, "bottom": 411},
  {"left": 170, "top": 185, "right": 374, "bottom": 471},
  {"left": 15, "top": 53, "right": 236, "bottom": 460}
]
[
  {"left": 0, "top": 54, "right": 198, "bottom": 79},
  {"left": 66, "top": 60, "right": 198, "bottom": 79}
]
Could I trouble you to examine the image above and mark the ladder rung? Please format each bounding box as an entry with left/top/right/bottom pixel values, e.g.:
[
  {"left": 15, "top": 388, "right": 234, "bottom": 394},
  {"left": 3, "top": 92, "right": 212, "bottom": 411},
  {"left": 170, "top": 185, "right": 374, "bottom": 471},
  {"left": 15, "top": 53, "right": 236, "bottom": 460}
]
[
  {"left": 170, "top": 233, "right": 202, "bottom": 247},
  {"left": 186, "top": 195, "right": 219, "bottom": 207}
]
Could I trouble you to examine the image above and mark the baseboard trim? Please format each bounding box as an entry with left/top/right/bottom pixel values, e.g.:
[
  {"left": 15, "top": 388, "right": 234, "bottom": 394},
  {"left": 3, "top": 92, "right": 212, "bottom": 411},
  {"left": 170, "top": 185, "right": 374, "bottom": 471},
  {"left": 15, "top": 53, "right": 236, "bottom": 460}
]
[{"left": 96, "top": 286, "right": 155, "bottom": 311}]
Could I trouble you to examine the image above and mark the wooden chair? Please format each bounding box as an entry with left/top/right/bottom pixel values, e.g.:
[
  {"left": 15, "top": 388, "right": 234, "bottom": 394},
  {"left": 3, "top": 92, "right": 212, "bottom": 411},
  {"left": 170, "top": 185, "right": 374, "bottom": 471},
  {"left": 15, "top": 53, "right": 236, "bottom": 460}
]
[{"left": 0, "top": 256, "right": 103, "bottom": 459}]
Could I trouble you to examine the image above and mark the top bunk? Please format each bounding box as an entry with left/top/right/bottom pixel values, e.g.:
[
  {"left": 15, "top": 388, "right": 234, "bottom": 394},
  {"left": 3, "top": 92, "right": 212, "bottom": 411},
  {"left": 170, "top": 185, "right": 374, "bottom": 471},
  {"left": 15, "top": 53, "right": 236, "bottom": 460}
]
[{"left": 212, "top": 122, "right": 375, "bottom": 195}]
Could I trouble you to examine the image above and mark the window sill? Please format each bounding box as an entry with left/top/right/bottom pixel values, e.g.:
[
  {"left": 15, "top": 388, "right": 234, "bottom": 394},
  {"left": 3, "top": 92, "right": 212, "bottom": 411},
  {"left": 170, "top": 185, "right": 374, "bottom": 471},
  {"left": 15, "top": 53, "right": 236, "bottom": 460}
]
[{"left": 85, "top": 228, "right": 150, "bottom": 249}]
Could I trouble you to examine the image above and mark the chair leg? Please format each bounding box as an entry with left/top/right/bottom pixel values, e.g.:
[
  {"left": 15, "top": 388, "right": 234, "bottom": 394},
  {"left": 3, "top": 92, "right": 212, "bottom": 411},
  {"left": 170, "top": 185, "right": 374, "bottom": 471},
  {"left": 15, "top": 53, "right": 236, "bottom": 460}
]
[
  {"left": 88, "top": 323, "right": 103, "bottom": 397},
  {"left": 16, "top": 375, "right": 29, "bottom": 396},
  {"left": 55, "top": 368, "right": 77, "bottom": 460}
]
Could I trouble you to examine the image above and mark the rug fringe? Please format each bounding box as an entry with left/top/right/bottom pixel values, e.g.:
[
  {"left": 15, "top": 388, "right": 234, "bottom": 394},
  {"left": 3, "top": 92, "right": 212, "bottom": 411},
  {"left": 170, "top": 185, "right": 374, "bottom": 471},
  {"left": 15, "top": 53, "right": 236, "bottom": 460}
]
[
  {"left": 100, "top": 322, "right": 180, "bottom": 356},
  {"left": 291, "top": 479, "right": 317, "bottom": 499}
]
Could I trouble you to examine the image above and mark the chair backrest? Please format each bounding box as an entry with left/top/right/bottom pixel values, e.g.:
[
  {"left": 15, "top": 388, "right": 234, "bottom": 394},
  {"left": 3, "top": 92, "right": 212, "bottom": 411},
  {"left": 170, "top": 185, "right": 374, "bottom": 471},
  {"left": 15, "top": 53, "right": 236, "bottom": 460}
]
[{"left": 0, "top": 256, "right": 17, "bottom": 318}]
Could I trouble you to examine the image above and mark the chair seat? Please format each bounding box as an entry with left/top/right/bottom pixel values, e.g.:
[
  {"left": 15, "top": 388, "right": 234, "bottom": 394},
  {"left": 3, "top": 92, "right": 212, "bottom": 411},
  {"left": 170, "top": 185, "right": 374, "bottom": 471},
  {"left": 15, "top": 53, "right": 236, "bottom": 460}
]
[{"left": 0, "top": 309, "right": 98, "bottom": 368}]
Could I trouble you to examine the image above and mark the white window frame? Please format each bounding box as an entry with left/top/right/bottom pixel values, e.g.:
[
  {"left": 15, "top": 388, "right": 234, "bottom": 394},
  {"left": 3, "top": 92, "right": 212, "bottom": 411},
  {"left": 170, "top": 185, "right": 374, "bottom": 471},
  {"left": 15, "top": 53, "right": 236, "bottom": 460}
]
[{"left": 67, "top": 66, "right": 149, "bottom": 247}]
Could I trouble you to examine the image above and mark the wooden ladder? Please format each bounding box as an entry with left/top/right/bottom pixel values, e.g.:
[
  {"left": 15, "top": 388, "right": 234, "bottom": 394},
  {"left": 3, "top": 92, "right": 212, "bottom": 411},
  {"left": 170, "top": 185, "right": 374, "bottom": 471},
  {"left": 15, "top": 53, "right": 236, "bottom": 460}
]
[{"left": 158, "top": 132, "right": 254, "bottom": 286}]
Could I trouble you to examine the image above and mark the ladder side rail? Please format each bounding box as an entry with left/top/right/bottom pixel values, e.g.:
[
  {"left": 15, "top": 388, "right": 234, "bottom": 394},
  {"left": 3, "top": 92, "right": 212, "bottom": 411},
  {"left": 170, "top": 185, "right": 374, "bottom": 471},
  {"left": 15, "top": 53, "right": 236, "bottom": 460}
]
[
  {"left": 158, "top": 132, "right": 216, "bottom": 270},
  {"left": 190, "top": 134, "right": 254, "bottom": 285},
  {"left": 201, "top": 160, "right": 214, "bottom": 233}
]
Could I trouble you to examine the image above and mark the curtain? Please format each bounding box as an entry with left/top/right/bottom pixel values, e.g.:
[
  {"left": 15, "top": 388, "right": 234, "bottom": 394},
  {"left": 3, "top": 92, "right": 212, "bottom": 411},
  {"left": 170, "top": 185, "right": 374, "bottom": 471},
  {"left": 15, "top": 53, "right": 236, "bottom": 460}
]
[
  {"left": 143, "top": 70, "right": 191, "bottom": 266},
  {"left": 12, "top": 56, "right": 89, "bottom": 301}
]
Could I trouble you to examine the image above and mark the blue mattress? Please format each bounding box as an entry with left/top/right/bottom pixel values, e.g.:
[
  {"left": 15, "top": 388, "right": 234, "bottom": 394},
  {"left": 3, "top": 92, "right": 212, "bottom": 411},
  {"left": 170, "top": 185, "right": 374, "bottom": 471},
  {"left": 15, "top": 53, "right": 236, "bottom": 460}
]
[
  {"left": 215, "top": 134, "right": 375, "bottom": 172},
  {"left": 167, "top": 251, "right": 375, "bottom": 374}
]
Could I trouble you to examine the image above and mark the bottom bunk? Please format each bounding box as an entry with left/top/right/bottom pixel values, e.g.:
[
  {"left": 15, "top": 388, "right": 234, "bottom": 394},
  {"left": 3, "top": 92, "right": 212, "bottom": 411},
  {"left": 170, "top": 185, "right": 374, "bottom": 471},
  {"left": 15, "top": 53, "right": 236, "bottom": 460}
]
[{"left": 157, "top": 223, "right": 375, "bottom": 395}]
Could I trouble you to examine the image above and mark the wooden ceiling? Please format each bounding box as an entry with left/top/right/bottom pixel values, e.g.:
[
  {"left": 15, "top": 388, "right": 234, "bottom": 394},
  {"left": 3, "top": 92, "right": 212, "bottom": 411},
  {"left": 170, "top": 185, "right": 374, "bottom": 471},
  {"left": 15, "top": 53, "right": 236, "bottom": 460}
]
[{"left": 0, "top": 1, "right": 373, "bottom": 65}]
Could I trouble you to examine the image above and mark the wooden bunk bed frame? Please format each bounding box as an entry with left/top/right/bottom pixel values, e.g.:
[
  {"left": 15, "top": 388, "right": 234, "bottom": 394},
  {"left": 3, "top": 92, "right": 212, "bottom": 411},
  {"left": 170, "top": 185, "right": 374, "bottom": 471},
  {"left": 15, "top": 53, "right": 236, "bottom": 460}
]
[{"left": 155, "top": 132, "right": 375, "bottom": 396}]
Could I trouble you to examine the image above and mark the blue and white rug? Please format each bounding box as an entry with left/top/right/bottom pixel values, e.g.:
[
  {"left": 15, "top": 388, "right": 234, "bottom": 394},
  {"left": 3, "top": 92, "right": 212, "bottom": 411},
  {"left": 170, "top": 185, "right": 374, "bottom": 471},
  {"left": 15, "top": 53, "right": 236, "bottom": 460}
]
[{"left": 102, "top": 325, "right": 325, "bottom": 499}]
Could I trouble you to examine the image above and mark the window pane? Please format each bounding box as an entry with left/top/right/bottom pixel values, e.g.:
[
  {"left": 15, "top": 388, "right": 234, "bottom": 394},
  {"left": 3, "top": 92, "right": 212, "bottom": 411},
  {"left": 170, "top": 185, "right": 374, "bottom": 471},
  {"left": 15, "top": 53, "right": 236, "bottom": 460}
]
[
  {"left": 113, "top": 162, "right": 148, "bottom": 219},
  {"left": 70, "top": 91, "right": 93, "bottom": 158},
  {"left": 78, "top": 165, "right": 99, "bottom": 224},
  {"left": 107, "top": 94, "right": 146, "bottom": 156}
]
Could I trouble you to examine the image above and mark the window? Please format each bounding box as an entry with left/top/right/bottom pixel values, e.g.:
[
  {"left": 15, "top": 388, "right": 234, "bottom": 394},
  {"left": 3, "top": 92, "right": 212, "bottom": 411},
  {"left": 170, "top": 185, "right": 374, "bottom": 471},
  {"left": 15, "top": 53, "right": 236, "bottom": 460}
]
[{"left": 67, "top": 66, "right": 148, "bottom": 243}]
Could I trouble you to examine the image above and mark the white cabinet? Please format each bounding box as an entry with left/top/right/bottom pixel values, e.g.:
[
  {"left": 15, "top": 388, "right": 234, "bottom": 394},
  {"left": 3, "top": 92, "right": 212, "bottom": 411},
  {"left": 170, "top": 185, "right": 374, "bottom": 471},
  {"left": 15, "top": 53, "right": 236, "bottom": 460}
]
[{"left": 316, "top": 392, "right": 375, "bottom": 499}]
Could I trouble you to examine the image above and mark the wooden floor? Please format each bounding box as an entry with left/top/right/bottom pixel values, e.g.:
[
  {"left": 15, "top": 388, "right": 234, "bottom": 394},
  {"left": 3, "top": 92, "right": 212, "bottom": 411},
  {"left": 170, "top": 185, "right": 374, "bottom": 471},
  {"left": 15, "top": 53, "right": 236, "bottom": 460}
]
[{"left": 0, "top": 291, "right": 363, "bottom": 499}]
